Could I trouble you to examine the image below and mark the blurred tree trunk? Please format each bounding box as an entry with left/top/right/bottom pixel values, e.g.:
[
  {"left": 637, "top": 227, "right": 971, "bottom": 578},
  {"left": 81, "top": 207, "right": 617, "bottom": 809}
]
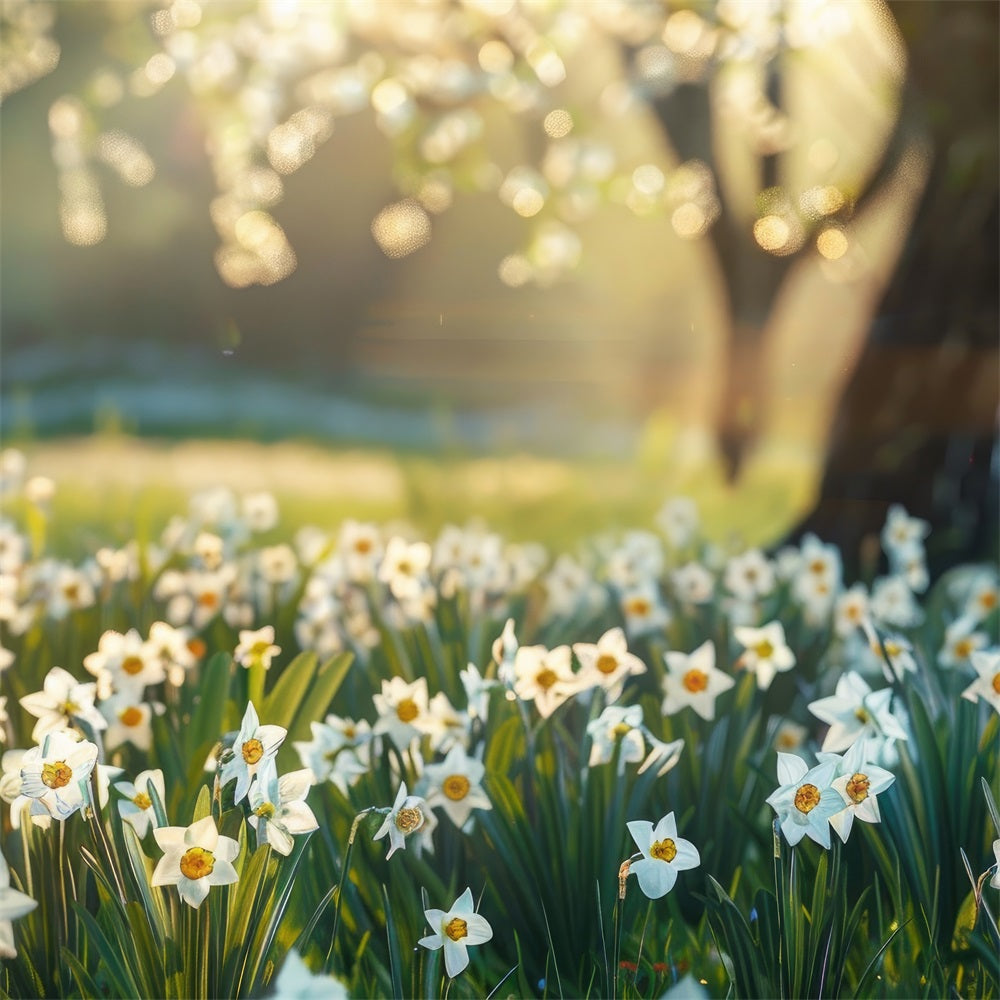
[{"left": 790, "top": 0, "right": 999, "bottom": 575}]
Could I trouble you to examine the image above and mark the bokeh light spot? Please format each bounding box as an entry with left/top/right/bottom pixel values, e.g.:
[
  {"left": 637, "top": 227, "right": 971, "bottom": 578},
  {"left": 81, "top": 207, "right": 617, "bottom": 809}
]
[
  {"left": 543, "top": 109, "right": 573, "bottom": 139},
  {"left": 371, "top": 199, "right": 432, "bottom": 258}
]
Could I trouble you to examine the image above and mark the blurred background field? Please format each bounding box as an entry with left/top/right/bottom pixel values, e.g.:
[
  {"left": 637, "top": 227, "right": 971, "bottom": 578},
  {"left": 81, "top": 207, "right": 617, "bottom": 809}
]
[
  {"left": 13, "top": 430, "right": 814, "bottom": 556},
  {"left": 0, "top": 0, "right": 996, "bottom": 562}
]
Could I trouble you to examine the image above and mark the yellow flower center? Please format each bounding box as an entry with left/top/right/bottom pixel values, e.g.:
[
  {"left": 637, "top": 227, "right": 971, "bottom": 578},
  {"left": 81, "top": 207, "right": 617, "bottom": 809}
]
[
  {"left": 809, "top": 559, "right": 826, "bottom": 575},
  {"left": 953, "top": 638, "right": 973, "bottom": 659},
  {"left": 445, "top": 917, "right": 468, "bottom": 941},
  {"left": 754, "top": 639, "right": 774, "bottom": 659},
  {"left": 625, "top": 597, "right": 651, "bottom": 617},
  {"left": 611, "top": 722, "right": 632, "bottom": 738},
  {"left": 353, "top": 538, "right": 373, "bottom": 554},
  {"left": 396, "top": 559, "right": 413, "bottom": 576},
  {"left": 198, "top": 591, "right": 219, "bottom": 608},
  {"left": 242, "top": 738, "right": 264, "bottom": 764},
  {"left": 255, "top": 802, "right": 276, "bottom": 819},
  {"left": 41, "top": 761, "right": 72, "bottom": 789},
  {"left": 682, "top": 668, "right": 708, "bottom": 693},
  {"left": 179, "top": 846, "right": 215, "bottom": 880},
  {"left": 993, "top": 673, "right": 1000, "bottom": 695},
  {"left": 794, "top": 783, "right": 821, "bottom": 813},
  {"left": 979, "top": 591, "right": 997, "bottom": 610},
  {"left": 845, "top": 772, "right": 870, "bottom": 803},
  {"left": 396, "top": 698, "right": 419, "bottom": 723},
  {"left": 650, "top": 838, "right": 677, "bottom": 862},
  {"left": 122, "top": 655, "right": 144, "bottom": 675},
  {"left": 119, "top": 706, "right": 144, "bottom": 727},
  {"left": 854, "top": 707, "right": 870, "bottom": 724},
  {"left": 63, "top": 583, "right": 80, "bottom": 600},
  {"left": 596, "top": 653, "right": 619, "bottom": 675},
  {"left": 443, "top": 775, "right": 470, "bottom": 801},
  {"left": 535, "top": 667, "right": 558, "bottom": 690},
  {"left": 395, "top": 806, "right": 423, "bottom": 833},
  {"left": 188, "top": 638, "right": 207, "bottom": 659},
  {"left": 133, "top": 792, "right": 152, "bottom": 810},
  {"left": 60, "top": 700, "right": 80, "bottom": 717}
]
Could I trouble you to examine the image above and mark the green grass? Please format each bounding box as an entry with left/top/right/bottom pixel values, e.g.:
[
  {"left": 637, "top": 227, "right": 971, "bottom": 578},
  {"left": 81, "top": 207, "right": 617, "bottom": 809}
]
[{"left": 16, "top": 431, "right": 817, "bottom": 558}]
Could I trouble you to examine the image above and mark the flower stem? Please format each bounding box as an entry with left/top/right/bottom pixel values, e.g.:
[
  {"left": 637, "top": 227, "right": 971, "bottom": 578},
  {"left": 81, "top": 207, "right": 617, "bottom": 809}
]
[
  {"left": 326, "top": 808, "right": 377, "bottom": 974},
  {"left": 247, "top": 660, "right": 265, "bottom": 711}
]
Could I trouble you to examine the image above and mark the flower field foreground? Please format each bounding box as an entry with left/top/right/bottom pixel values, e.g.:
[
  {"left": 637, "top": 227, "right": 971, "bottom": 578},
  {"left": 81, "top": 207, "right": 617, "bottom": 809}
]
[{"left": 0, "top": 451, "right": 997, "bottom": 999}]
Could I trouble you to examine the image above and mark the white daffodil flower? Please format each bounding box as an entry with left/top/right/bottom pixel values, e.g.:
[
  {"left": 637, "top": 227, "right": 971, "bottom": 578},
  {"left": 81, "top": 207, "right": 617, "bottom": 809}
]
[
  {"left": 220, "top": 701, "right": 286, "bottom": 805},
  {"left": 270, "top": 949, "right": 349, "bottom": 999},
  {"left": 661, "top": 641, "right": 735, "bottom": 721},
  {"left": 420, "top": 744, "right": 491, "bottom": 829},
  {"left": 880, "top": 504, "right": 929, "bottom": 561},
  {"left": 19, "top": 730, "right": 99, "bottom": 820},
  {"left": 938, "top": 619, "right": 988, "bottom": 670},
  {"left": 114, "top": 769, "right": 165, "bottom": 838},
  {"left": 459, "top": 662, "right": 497, "bottom": 721},
  {"left": 961, "top": 649, "right": 1000, "bottom": 714},
  {"left": 808, "top": 671, "right": 908, "bottom": 755},
  {"left": 818, "top": 739, "right": 896, "bottom": 842},
  {"left": 372, "top": 675, "right": 431, "bottom": 748},
  {"left": 619, "top": 580, "right": 671, "bottom": 640},
  {"left": 19, "top": 666, "right": 107, "bottom": 743},
  {"left": 418, "top": 887, "right": 493, "bottom": 978},
  {"left": 491, "top": 619, "right": 519, "bottom": 689},
  {"left": 587, "top": 705, "right": 646, "bottom": 769},
  {"left": 0, "top": 847, "right": 37, "bottom": 958},
  {"left": 83, "top": 627, "right": 165, "bottom": 698},
  {"left": 247, "top": 758, "right": 318, "bottom": 856},
  {"left": 656, "top": 496, "right": 700, "bottom": 549},
  {"left": 573, "top": 627, "right": 647, "bottom": 701},
  {"left": 152, "top": 815, "right": 239, "bottom": 908},
  {"left": 234, "top": 626, "right": 281, "bottom": 671},
  {"left": 292, "top": 715, "right": 371, "bottom": 794},
  {"left": 513, "top": 644, "right": 577, "bottom": 718},
  {"left": 626, "top": 812, "right": 700, "bottom": 899},
  {"left": 870, "top": 575, "right": 923, "bottom": 629},
  {"left": 734, "top": 621, "right": 796, "bottom": 690},
  {"left": 637, "top": 730, "right": 685, "bottom": 777},
  {"left": 765, "top": 753, "right": 843, "bottom": 849},
  {"left": 372, "top": 781, "right": 433, "bottom": 859}
]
